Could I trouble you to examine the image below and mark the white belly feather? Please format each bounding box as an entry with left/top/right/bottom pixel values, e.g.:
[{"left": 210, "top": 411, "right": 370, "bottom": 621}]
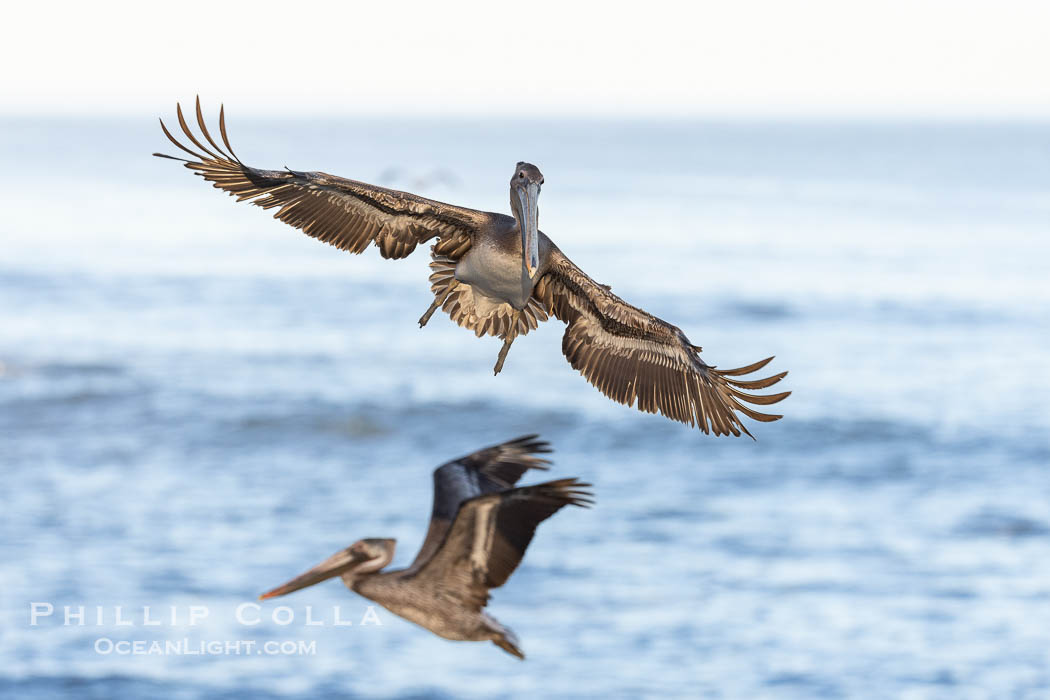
[{"left": 454, "top": 242, "right": 530, "bottom": 311}]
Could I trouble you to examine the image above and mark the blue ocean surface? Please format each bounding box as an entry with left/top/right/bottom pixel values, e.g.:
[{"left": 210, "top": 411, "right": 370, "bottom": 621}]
[{"left": 1, "top": 116, "right": 1048, "bottom": 698}]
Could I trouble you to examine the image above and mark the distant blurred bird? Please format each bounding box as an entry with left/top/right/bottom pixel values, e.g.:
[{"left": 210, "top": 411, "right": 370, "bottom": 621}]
[
  {"left": 376, "top": 166, "right": 461, "bottom": 191},
  {"left": 156, "top": 99, "right": 789, "bottom": 436},
  {"left": 258, "top": 435, "right": 591, "bottom": 659}
]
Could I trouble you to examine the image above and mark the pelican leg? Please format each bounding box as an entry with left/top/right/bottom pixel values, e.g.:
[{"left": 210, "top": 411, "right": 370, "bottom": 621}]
[
  {"left": 493, "top": 332, "right": 517, "bottom": 375},
  {"left": 419, "top": 280, "right": 458, "bottom": 328}
]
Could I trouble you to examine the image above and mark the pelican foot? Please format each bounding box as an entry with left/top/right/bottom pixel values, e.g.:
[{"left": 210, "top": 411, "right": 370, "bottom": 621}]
[
  {"left": 493, "top": 337, "right": 515, "bottom": 375},
  {"left": 418, "top": 303, "right": 440, "bottom": 328},
  {"left": 419, "top": 281, "right": 457, "bottom": 328}
]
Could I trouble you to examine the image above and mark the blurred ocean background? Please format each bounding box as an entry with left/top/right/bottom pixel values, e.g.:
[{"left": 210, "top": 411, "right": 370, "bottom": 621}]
[{"left": 1, "top": 116, "right": 1048, "bottom": 699}]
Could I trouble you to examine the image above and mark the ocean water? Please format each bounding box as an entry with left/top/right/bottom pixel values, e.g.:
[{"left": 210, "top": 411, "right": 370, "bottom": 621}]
[{"left": 1, "top": 115, "right": 1048, "bottom": 699}]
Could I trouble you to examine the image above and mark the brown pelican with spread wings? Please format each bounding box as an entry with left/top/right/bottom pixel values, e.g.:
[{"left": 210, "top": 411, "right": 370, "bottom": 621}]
[
  {"left": 155, "top": 100, "right": 789, "bottom": 436},
  {"left": 259, "top": 435, "right": 591, "bottom": 659}
]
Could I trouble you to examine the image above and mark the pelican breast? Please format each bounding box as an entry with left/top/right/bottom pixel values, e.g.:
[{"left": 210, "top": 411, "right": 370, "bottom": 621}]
[{"left": 454, "top": 220, "right": 533, "bottom": 310}]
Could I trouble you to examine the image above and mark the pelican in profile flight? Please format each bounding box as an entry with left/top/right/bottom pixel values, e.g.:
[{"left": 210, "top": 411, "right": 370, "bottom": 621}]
[
  {"left": 155, "top": 99, "right": 790, "bottom": 436},
  {"left": 258, "top": 435, "right": 591, "bottom": 659}
]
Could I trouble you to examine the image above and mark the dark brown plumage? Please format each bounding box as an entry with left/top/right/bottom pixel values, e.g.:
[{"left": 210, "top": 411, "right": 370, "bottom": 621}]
[
  {"left": 408, "top": 434, "right": 552, "bottom": 568},
  {"left": 410, "top": 476, "right": 593, "bottom": 596},
  {"left": 156, "top": 99, "right": 789, "bottom": 436}
]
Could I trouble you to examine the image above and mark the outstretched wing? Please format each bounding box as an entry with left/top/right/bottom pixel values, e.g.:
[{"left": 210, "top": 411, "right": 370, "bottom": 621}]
[
  {"left": 536, "top": 250, "right": 789, "bottom": 437},
  {"left": 154, "top": 98, "right": 488, "bottom": 260},
  {"left": 408, "top": 435, "right": 552, "bottom": 570},
  {"left": 406, "top": 479, "right": 593, "bottom": 611}
]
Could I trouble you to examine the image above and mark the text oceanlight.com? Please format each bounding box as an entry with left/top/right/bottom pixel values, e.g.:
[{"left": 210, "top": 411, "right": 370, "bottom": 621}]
[{"left": 94, "top": 639, "right": 317, "bottom": 656}]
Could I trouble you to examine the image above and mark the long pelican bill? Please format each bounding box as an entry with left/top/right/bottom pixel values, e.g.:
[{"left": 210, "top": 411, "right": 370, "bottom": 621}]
[
  {"left": 258, "top": 547, "right": 367, "bottom": 600},
  {"left": 517, "top": 182, "right": 540, "bottom": 278}
]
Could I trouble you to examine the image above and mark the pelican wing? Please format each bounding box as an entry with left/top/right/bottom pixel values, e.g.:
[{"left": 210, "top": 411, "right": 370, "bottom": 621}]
[
  {"left": 407, "top": 479, "right": 592, "bottom": 610},
  {"left": 154, "top": 99, "right": 486, "bottom": 259},
  {"left": 537, "top": 251, "right": 789, "bottom": 437},
  {"left": 408, "top": 435, "right": 552, "bottom": 570}
]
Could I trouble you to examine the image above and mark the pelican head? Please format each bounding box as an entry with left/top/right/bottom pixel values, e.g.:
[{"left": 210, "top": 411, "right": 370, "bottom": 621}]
[
  {"left": 510, "top": 162, "right": 544, "bottom": 279},
  {"left": 258, "top": 538, "right": 396, "bottom": 599}
]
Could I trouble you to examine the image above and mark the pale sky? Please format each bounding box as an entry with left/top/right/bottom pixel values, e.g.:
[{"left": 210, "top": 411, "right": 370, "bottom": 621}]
[{"left": 3, "top": 0, "right": 1048, "bottom": 118}]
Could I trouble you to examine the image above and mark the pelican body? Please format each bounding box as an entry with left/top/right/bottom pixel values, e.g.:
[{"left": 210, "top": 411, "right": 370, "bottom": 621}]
[
  {"left": 156, "top": 100, "right": 789, "bottom": 436},
  {"left": 259, "top": 436, "right": 592, "bottom": 659}
]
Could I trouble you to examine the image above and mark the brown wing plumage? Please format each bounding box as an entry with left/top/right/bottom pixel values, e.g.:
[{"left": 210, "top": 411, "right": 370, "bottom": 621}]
[
  {"left": 406, "top": 479, "right": 592, "bottom": 611},
  {"left": 481, "top": 478, "right": 593, "bottom": 588},
  {"left": 408, "top": 435, "right": 552, "bottom": 570},
  {"left": 536, "top": 250, "right": 789, "bottom": 437},
  {"left": 154, "top": 98, "right": 487, "bottom": 259}
]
